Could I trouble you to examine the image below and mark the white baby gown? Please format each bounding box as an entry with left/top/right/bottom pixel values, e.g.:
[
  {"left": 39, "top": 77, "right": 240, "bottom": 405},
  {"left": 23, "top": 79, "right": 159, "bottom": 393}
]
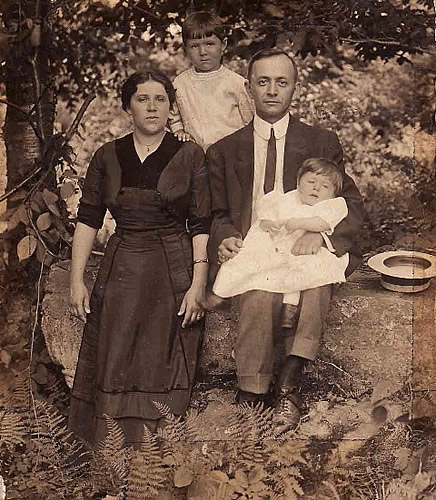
[{"left": 213, "top": 190, "right": 349, "bottom": 304}]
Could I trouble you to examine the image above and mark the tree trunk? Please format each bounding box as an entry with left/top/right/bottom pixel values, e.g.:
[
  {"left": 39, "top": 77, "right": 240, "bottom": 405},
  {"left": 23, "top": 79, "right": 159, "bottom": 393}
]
[
  {"left": 3, "top": 0, "right": 55, "bottom": 196},
  {"left": 0, "top": 0, "right": 55, "bottom": 288}
]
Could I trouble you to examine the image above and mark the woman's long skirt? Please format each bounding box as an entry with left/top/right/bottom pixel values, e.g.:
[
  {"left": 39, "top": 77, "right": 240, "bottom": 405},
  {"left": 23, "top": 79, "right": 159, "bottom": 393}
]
[{"left": 68, "top": 227, "right": 202, "bottom": 448}]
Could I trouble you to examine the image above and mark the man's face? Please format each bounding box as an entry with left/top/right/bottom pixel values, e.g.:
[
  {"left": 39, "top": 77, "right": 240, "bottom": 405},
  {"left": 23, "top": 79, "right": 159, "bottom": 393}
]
[{"left": 247, "top": 55, "right": 297, "bottom": 123}]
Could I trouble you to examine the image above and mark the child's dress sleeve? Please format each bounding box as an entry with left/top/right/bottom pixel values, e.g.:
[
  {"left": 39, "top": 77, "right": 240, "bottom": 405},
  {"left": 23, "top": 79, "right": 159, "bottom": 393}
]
[
  {"left": 238, "top": 86, "right": 255, "bottom": 125},
  {"left": 314, "top": 197, "right": 348, "bottom": 235},
  {"left": 168, "top": 100, "right": 185, "bottom": 134}
]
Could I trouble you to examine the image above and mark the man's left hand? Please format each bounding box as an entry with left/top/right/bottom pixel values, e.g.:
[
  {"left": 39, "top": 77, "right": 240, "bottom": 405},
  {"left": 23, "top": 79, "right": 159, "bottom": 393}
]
[{"left": 292, "top": 232, "right": 324, "bottom": 255}]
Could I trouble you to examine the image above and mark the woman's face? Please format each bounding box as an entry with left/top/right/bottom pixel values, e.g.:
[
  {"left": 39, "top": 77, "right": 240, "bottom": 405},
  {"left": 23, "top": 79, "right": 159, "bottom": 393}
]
[{"left": 127, "top": 80, "right": 171, "bottom": 135}]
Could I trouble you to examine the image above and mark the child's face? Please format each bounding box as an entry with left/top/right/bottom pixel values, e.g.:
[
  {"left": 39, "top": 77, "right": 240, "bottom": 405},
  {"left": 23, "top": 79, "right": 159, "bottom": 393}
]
[
  {"left": 185, "top": 35, "right": 227, "bottom": 73},
  {"left": 297, "top": 172, "right": 336, "bottom": 206}
]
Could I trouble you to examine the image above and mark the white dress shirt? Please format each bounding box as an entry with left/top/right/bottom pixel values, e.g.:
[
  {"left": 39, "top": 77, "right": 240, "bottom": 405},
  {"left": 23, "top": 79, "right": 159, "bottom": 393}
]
[
  {"left": 251, "top": 112, "right": 336, "bottom": 252},
  {"left": 252, "top": 112, "right": 290, "bottom": 222}
]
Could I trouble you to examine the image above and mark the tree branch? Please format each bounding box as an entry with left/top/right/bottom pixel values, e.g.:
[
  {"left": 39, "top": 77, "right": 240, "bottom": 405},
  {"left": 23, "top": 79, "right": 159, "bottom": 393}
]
[
  {"left": 125, "top": 0, "right": 162, "bottom": 21},
  {"left": 0, "top": 167, "right": 42, "bottom": 203},
  {"left": 64, "top": 93, "right": 96, "bottom": 143},
  {"left": 30, "top": 57, "right": 46, "bottom": 145},
  {"left": 0, "top": 99, "right": 44, "bottom": 142},
  {"left": 0, "top": 94, "right": 96, "bottom": 204},
  {"left": 0, "top": 99, "right": 30, "bottom": 116},
  {"left": 340, "top": 37, "right": 415, "bottom": 47}
]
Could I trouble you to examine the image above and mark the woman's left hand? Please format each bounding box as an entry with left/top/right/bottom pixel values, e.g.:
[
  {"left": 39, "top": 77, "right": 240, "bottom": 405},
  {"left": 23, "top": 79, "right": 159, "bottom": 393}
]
[{"left": 178, "top": 284, "right": 206, "bottom": 328}]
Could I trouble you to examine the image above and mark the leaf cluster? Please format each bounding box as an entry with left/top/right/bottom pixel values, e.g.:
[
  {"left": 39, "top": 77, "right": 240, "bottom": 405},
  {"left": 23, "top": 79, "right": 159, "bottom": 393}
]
[{"left": 1, "top": 0, "right": 433, "bottom": 103}]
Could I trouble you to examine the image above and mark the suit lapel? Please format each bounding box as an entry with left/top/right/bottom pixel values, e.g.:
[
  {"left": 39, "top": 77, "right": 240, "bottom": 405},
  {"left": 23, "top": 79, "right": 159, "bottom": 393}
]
[
  {"left": 283, "top": 115, "right": 308, "bottom": 192},
  {"left": 234, "top": 123, "right": 255, "bottom": 236}
]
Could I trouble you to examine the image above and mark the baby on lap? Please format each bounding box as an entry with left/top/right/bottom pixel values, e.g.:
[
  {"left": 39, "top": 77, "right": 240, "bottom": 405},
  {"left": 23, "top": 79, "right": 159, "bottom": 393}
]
[{"left": 210, "top": 158, "right": 349, "bottom": 322}]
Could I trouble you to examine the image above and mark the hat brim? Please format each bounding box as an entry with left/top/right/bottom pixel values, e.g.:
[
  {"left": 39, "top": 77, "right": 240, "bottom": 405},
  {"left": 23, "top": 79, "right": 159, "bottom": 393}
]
[
  {"left": 368, "top": 250, "right": 436, "bottom": 278},
  {"left": 367, "top": 250, "right": 436, "bottom": 292}
]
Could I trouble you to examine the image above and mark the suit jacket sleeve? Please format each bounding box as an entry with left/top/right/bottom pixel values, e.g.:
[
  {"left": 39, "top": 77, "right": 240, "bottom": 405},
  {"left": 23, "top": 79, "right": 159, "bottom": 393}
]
[
  {"left": 324, "top": 132, "right": 365, "bottom": 256},
  {"left": 207, "top": 143, "right": 241, "bottom": 253}
]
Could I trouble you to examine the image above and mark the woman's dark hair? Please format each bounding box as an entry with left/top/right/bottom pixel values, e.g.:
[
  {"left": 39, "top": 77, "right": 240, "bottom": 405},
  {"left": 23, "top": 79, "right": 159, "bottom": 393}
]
[
  {"left": 247, "top": 48, "right": 298, "bottom": 83},
  {"left": 121, "top": 70, "right": 176, "bottom": 111},
  {"left": 297, "top": 158, "right": 344, "bottom": 195},
  {"left": 182, "top": 11, "right": 225, "bottom": 43}
]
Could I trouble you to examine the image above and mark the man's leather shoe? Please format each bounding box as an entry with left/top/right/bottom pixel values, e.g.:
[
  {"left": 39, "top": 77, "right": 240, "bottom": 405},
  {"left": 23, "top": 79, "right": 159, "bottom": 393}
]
[
  {"left": 272, "top": 386, "right": 302, "bottom": 432},
  {"left": 235, "top": 389, "right": 265, "bottom": 405}
]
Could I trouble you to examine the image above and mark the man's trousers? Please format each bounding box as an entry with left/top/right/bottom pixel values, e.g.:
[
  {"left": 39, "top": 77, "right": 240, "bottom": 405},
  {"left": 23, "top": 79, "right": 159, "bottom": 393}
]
[{"left": 235, "top": 285, "right": 332, "bottom": 394}]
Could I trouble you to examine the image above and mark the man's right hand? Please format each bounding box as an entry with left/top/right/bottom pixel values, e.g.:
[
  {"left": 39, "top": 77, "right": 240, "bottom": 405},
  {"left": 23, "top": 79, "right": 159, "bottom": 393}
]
[
  {"left": 218, "top": 237, "right": 243, "bottom": 264},
  {"left": 70, "top": 280, "right": 90, "bottom": 322}
]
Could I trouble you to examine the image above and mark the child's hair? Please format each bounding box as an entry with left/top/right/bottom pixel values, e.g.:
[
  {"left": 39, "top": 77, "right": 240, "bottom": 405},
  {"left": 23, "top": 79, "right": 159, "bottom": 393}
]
[
  {"left": 182, "top": 11, "right": 225, "bottom": 43},
  {"left": 297, "top": 158, "right": 344, "bottom": 195}
]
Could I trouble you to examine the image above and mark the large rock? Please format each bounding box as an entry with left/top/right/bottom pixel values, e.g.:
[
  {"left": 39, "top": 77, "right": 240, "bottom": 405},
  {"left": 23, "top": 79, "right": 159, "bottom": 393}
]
[{"left": 42, "top": 261, "right": 432, "bottom": 390}]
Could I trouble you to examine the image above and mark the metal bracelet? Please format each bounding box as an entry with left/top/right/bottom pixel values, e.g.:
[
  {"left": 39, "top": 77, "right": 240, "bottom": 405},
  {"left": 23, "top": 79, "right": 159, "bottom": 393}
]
[{"left": 193, "top": 259, "right": 209, "bottom": 265}]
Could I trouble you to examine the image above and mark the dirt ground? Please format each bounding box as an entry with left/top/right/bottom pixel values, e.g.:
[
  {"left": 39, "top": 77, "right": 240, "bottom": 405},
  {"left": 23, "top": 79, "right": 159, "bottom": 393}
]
[{"left": 1, "top": 268, "right": 436, "bottom": 499}]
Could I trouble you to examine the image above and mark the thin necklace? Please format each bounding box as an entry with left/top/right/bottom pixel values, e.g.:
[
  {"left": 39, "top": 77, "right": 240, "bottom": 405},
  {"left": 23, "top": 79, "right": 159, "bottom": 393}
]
[{"left": 134, "top": 132, "right": 165, "bottom": 153}]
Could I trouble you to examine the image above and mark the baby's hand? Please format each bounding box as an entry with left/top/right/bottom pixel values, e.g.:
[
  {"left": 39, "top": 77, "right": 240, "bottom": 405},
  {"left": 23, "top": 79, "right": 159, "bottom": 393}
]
[
  {"left": 174, "top": 130, "right": 192, "bottom": 142},
  {"left": 260, "top": 219, "right": 281, "bottom": 236},
  {"left": 284, "top": 218, "right": 301, "bottom": 233}
]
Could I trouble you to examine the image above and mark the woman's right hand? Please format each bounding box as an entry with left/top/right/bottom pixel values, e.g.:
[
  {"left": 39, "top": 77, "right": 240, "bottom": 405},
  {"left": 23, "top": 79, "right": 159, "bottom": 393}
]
[{"left": 70, "top": 280, "right": 90, "bottom": 322}]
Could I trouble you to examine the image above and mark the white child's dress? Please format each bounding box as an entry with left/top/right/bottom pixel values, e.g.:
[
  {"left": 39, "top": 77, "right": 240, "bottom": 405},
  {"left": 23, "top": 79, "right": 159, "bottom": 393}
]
[{"left": 213, "top": 190, "right": 349, "bottom": 305}]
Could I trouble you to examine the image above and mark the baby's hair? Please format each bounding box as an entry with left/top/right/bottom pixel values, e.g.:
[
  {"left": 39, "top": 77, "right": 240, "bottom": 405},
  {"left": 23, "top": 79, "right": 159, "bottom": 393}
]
[
  {"left": 297, "top": 158, "right": 344, "bottom": 195},
  {"left": 182, "top": 11, "right": 226, "bottom": 43}
]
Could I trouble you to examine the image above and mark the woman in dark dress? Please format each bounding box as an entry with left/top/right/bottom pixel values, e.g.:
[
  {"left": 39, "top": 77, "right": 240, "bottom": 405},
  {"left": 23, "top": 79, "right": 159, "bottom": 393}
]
[{"left": 68, "top": 70, "right": 211, "bottom": 448}]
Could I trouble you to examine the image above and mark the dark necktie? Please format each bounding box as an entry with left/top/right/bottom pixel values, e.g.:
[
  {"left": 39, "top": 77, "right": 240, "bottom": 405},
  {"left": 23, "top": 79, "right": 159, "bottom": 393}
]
[{"left": 264, "top": 127, "right": 276, "bottom": 194}]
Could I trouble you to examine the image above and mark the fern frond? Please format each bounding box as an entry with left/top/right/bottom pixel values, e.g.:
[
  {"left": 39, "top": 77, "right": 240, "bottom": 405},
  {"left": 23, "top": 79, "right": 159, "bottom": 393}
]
[
  {"left": 154, "top": 402, "right": 186, "bottom": 442},
  {"left": 238, "top": 436, "right": 266, "bottom": 468},
  {"left": 265, "top": 439, "right": 308, "bottom": 467},
  {"left": 98, "top": 415, "right": 126, "bottom": 454},
  {"left": 126, "top": 425, "right": 166, "bottom": 499},
  {"left": 184, "top": 408, "right": 204, "bottom": 441},
  {"left": 0, "top": 411, "right": 27, "bottom": 447},
  {"left": 97, "top": 415, "right": 129, "bottom": 484},
  {"left": 4, "top": 373, "right": 31, "bottom": 408},
  {"left": 31, "top": 400, "right": 91, "bottom": 487},
  {"left": 269, "top": 462, "right": 305, "bottom": 499},
  {"left": 45, "top": 372, "right": 69, "bottom": 406},
  {"left": 153, "top": 401, "right": 173, "bottom": 418},
  {"left": 226, "top": 402, "right": 251, "bottom": 440}
]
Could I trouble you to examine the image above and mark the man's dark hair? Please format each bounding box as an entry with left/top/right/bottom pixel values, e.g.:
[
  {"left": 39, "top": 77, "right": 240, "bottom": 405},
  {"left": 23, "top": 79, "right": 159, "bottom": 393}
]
[
  {"left": 297, "top": 158, "right": 344, "bottom": 195},
  {"left": 247, "top": 48, "right": 298, "bottom": 83},
  {"left": 182, "top": 11, "right": 226, "bottom": 43},
  {"left": 121, "top": 70, "right": 176, "bottom": 111}
]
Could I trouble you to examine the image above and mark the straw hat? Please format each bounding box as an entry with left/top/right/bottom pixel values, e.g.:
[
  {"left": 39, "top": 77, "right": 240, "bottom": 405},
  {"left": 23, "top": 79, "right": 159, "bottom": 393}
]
[{"left": 367, "top": 250, "right": 436, "bottom": 293}]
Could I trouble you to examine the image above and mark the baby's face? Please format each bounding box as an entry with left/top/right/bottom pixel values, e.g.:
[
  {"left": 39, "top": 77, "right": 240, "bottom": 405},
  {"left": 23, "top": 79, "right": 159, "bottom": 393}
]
[{"left": 297, "top": 172, "right": 336, "bottom": 205}]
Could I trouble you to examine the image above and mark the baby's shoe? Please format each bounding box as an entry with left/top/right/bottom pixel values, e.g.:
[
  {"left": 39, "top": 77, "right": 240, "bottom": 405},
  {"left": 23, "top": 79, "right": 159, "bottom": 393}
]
[{"left": 281, "top": 304, "right": 298, "bottom": 328}]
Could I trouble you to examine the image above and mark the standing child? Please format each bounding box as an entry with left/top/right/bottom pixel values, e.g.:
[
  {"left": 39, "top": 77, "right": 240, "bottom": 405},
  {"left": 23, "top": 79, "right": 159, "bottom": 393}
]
[
  {"left": 211, "top": 158, "right": 349, "bottom": 324},
  {"left": 169, "top": 11, "right": 253, "bottom": 151}
]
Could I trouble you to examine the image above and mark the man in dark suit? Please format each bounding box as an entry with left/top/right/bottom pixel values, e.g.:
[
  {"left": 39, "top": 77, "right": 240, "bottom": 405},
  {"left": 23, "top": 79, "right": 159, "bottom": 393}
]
[{"left": 207, "top": 48, "right": 364, "bottom": 428}]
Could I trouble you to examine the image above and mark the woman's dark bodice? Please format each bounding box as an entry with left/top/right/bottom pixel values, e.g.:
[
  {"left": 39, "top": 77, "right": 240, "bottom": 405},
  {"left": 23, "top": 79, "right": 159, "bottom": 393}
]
[{"left": 77, "top": 133, "right": 210, "bottom": 236}]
